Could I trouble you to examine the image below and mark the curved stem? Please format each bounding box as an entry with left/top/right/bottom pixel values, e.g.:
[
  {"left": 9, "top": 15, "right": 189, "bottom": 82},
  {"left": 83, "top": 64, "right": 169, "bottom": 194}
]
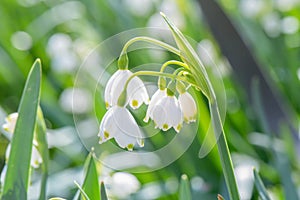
[
  {"left": 120, "top": 36, "right": 181, "bottom": 56},
  {"left": 160, "top": 60, "right": 189, "bottom": 72}
]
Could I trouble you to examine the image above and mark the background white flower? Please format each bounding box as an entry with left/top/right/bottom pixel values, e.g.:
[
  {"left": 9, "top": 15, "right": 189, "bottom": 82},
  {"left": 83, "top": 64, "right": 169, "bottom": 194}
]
[
  {"left": 98, "top": 106, "right": 144, "bottom": 150},
  {"left": 5, "top": 144, "right": 42, "bottom": 168},
  {"left": 102, "top": 172, "right": 141, "bottom": 199},
  {"left": 2, "top": 112, "right": 43, "bottom": 168},
  {"left": 2, "top": 112, "right": 18, "bottom": 133}
]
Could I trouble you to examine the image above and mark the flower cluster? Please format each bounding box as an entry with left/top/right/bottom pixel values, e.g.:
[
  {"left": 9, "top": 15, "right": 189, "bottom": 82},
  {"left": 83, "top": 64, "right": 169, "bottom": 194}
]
[
  {"left": 98, "top": 64, "right": 197, "bottom": 151},
  {"left": 2, "top": 113, "right": 43, "bottom": 168}
]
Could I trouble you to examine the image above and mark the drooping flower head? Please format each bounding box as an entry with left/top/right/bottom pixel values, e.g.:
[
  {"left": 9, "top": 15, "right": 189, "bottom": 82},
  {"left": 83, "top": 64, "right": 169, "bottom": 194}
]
[
  {"left": 150, "top": 84, "right": 183, "bottom": 133},
  {"left": 176, "top": 81, "right": 197, "bottom": 123},
  {"left": 104, "top": 69, "right": 149, "bottom": 109},
  {"left": 98, "top": 106, "right": 144, "bottom": 151}
]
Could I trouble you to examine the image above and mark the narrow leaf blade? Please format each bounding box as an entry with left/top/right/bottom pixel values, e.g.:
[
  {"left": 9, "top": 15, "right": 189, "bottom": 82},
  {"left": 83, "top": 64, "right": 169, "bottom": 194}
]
[
  {"left": 253, "top": 168, "right": 271, "bottom": 200},
  {"left": 2, "top": 59, "right": 41, "bottom": 199},
  {"left": 36, "top": 107, "right": 49, "bottom": 200},
  {"left": 82, "top": 153, "right": 101, "bottom": 200},
  {"left": 179, "top": 174, "right": 192, "bottom": 200},
  {"left": 100, "top": 182, "right": 108, "bottom": 200}
]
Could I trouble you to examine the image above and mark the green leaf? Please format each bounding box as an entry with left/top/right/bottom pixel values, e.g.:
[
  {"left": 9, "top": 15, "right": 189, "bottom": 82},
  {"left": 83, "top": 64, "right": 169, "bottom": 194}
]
[
  {"left": 2, "top": 59, "right": 41, "bottom": 200},
  {"left": 82, "top": 153, "right": 101, "bottom": 200},
  {"left": 161, "top": 13, "right": 240, "bottom": 200},
  {"left": 100, "top": 182, "right": 108, "bottom": 200},
  {"left": 179, "top": 174, "right": 192, "bottom": 200},
  {"left": 160, "top": 12, "right": 211, "bottom": 101},
  {"left": 253, "top": 168, "right": 271, "bottom": 200},
  {"left": 35, "top": 107, "right": 49, "bottom": 200},
  {"left": 74, "top": 181, "right": 90, "bottom": 200}
]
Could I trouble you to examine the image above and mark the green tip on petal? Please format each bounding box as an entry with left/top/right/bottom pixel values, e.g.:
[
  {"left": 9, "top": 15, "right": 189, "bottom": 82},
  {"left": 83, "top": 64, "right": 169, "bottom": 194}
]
[
  {"left": 127, "top": 144, "right": 134, "bottom": 151},
  {"left": 105, "top": 102, "right": 110, "bottom": 109},
  {"left": 104, "top": 131, "right": 110, "bottom": 139},
  {"left": 163, "top": 124, "right": 169, "bottom": 130},
  {"left": 132, "top": 99, "right": 138, "bottom": 107},
  {"left": 176, "top": 124, "right": 182, "bottom": 132}
]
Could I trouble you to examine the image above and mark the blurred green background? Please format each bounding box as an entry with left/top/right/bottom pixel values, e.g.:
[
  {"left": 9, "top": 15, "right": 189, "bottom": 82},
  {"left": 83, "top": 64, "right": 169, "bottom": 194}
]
[{"left": 0, "top": 0, "right": 299, "bottom": 199}]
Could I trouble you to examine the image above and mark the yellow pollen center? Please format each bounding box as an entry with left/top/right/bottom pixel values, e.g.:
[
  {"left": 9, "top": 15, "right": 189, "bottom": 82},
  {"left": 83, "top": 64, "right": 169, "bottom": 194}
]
[{"left": 105, "top": 102, "right": 109, "bottom": 108}]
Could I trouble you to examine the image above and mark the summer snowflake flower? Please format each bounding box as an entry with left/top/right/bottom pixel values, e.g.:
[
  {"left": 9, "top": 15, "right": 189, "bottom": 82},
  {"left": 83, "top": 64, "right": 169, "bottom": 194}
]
[
  {"left": 5, "top": 144, "right": 42, "bottom": 168},
  {"left": 98, "top": 106, "right": 144, "bottom": 151},
  {"left": 143, "top": 89, "right": 166, "bottom": 123},
  {"left": 2, "top": 112, "right": 18, "bottom": 133},
  {"left": 178, "top": 91, "right": 197, "bottom": 123},
  {"left": 104, "top": 69, "right": 149, "bottom": 109},
  {"left": 150, "top": 91, "right": 183, "bottom": 132},
  {"left": 2, "top": 112, "right": 43, "bottom": 168}
]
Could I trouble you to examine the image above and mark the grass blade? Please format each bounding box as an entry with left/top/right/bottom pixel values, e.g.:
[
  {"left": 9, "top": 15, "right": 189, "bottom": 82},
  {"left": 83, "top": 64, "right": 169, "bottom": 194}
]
[
  {"left": 82, "top": 153, "right": 100, "bottom": 200},
  {"left": 74, "top": 181, "right": 90, "bottom": 200},
  {"left": 179, "top": 174, "right": 192, "bottom": 200},
  {"left": 36, "top": 107, "right": 49, "bottom": 200},
  {"left": 100, "top": 182, "right": 108, "bottom": 200},
  {"left": 2, "top": 59, "right": 41, "bottom": 199},
  {"left": 253, "top": 168, "right": 271, "bottom": 200}
]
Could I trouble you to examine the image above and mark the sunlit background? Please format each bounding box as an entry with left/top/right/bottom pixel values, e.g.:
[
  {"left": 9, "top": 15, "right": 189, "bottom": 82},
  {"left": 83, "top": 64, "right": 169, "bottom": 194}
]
[{"left": 0, "top": 0, "right": 299, "bottom": 199}]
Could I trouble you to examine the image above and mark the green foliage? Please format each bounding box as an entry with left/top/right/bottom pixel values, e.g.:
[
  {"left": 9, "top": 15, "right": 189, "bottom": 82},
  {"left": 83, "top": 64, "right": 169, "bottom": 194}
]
[
  {"left": 1, "top": 59, "right": 41, "bottom": 199},
  {"left": 82, "top": 153, "right": 100, "bottom": 200},
  {"left": 253, "top": 168, "right": 271, "bottom": 200},
  {"left": 179, "top": 174, "right": 192, "bottom": 200}
]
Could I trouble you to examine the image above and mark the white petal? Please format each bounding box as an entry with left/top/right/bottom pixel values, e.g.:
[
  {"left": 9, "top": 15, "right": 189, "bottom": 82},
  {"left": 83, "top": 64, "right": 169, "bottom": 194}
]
[
  {"left": 30, "top": 146, "right": 43, "bottom": 168},
  {"left": 113, "top": 107, "right": 143, "bottom": 149},
  {"left": 0, "top": 165, "right": 7, "bottom": 185},
  {"left": 179, "top": 92, "right": 197, "bottom": 123},
  {"left": 6, "top": 143, "right": 42, "bottom": 168},
  {"left": 165, "top": 96, "right": 183, "bottom": 132},
  {"left": 151, "top": 95, "right": 183, "bottom": 132},
  {"left": 144, "top": 89, "right": 166, "bottom": 122},
  {"left": 5, "top": 143, "right": 11, "bottom": 162},
  {"left": 98, "top": 106, "right": 143, "bottom": 150},
  {"left": 98, "top": 107, "right": 117, "bottom": 143},
  {"left": 111, "top": 70, "right": 132, "bottom": 106},
  {"left": 152, "top": 102, "right": 168, "bottom": 129},
  {"left": 2, "top": 112, "right": 18, "bottom": 133},
  {"left": 104, "top": 70, "right": 123, "bottom": 108},
  {"left": 127, "top": 76, "right": 149, "bottom": 109}
]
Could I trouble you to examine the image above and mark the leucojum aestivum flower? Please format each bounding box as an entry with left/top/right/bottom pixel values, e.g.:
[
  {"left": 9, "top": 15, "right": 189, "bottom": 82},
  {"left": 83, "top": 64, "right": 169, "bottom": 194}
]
[
  {"left": 1, "top": 112, "right": 43, "bottom": 184},
  {"left": 98, "top": 13, "right": 240, "bottom": 199}
]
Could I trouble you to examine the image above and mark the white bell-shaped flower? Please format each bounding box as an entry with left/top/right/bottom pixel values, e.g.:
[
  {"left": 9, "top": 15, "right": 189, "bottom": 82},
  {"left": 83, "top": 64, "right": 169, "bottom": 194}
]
[
  {"left": 5, "top": 144, "right": 42, "bottom": 168},
  {"left": 178, "top": 92, "right": 197, "bottom": 123},
  {"left": 2, "top": 112, "right": 18, "bottom": 133},
  {"left": 144, "top": 89, "right": 166, "bottom": 123},
  {"left": 98, "top": 106, "right": 144, "bottom": 151},
  {"left": 104, "top": 69, "right": 149, "bottom": 109},
  {"left": 151, "top": 92, "right": 183, "bottom": 132}
]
